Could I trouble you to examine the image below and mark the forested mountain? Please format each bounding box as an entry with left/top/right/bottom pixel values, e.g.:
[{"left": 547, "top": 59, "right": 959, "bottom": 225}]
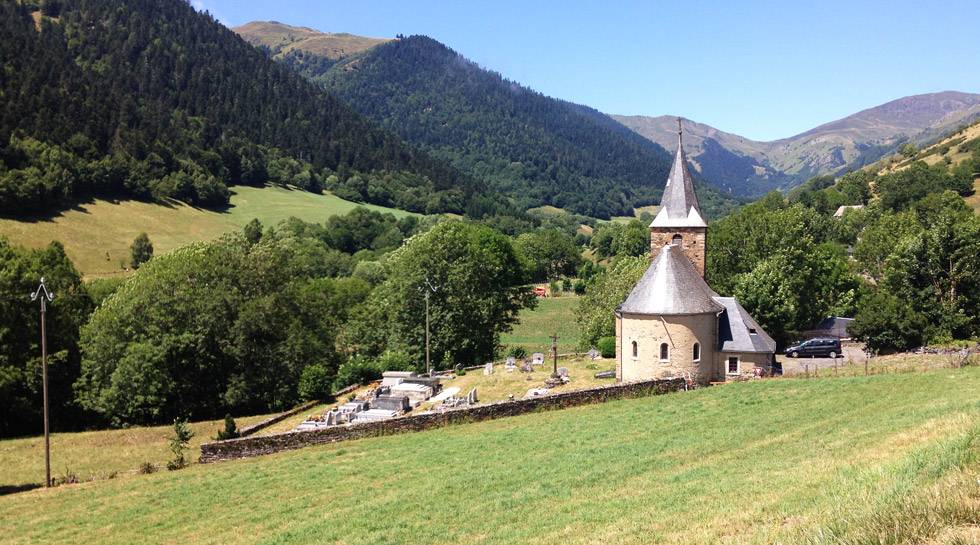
[
  {"left": 0, "top": 1, "right": 498, "bottom": 216},
  {"left": 614, "top": 91, "right": 980, "bottom": 196},
  {"left": 234, "top": 24, "right": 738, "bottom": 219}
]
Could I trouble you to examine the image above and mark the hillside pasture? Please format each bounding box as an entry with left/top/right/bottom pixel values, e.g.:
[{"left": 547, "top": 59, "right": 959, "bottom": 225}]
[
  {"left": 0, "top": 368, "right": 977, "bottom": 544},
  {"left": 500, "top": 294, "right": 582, "bottom": 352},
  {"left": 966, "top": 178, "right": 980, "bottom": 211},
  {"left": 0, "top": 412, "right": 273, "bottom": 490},
  {"left": 0, "top": 186, "right": 416, "bottom": 277}
]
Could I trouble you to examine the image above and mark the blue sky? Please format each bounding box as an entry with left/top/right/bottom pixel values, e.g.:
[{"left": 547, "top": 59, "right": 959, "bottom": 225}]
[{"left": 197, "top": 0, "right": 980, "bottom": 141}]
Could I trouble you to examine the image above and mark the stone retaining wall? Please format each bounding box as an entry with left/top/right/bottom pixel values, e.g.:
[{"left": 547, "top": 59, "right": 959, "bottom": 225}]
[{"left": 200, "top": 377, "right": 685, "bottom": 463}]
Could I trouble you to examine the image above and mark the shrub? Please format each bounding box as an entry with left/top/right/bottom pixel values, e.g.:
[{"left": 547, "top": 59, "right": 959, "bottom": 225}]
[
  {"left": 573, "top": 280, "right": 586, "bottom": 295},
  {"left": 166, "top": 418, "right": 194, "bottom": 471},
  {"left": 138, "top": 462, "right": 157, "bottom": 474},
  {"left": 215, "top": 414, "right": 239, "bottom": 441},
  {"left": 561, "top": 277, "right": 573, "bottom": 292},
  {"left": 298, "top": 364, "right": 333, "bottom": 401},
  {"left": 130, "top": 232, "right": 153, "bottom": 269},
  {"left": 597, "top": 336, "right": 616, "bottom": 358},
  {"left": 549, "top": 280, "right": 561, "bottom": 297},
  {"left": 54, "top": 467, "right": 78, "bottom": 486},
  {"left": 507, "top": 346, "right": 528, "bottom": 359},
  {"left": 333, "top": 356, "right": 383, "bottom": 391},
  {"left": 376, "top": 350, "right": 415, "bottom": 373}
]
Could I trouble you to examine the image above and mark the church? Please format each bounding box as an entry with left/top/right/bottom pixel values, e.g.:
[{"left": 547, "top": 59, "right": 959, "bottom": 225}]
[{"left": 615, "top": 120, "right": 776, "bottom": 384}]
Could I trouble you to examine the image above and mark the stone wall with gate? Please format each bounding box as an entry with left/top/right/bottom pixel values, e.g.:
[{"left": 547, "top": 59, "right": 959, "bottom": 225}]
[{"left": 199, "top": 377, "right": 686, "bottom": 463}]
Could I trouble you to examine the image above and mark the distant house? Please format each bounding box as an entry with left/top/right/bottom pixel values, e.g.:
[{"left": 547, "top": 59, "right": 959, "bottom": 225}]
[
  {"left": 833, "top": 205, "right": 864, "bottom": 218},
  {"left": 804, "top": 316, "right": 855, "bottom": 340}
]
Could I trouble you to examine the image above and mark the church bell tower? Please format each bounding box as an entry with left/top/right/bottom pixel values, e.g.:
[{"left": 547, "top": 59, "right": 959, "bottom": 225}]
[{"left": 649, "top": 118, "right": 707, "bottom": 277}]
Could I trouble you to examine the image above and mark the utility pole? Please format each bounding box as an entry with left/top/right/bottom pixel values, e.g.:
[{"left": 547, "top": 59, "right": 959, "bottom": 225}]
[
  {"left": 419, "top": 278, "right": 439, "bottom": 376},
  {"left": 31, "top": 278, "right": 53, "bottom": 488},
  {"left": 549, "top": 333, "right": 559, "bottom": 377}
]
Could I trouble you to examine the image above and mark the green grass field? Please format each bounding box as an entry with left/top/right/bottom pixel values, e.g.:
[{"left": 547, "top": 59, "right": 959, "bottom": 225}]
[
  {"left": 1, "top": 368, "right": 978, "bottom": 544},
  {"left": 501, "top": 294, "right": 582, "bottom": 352},
  {"left": 0, "top": 412, "right": 274, "bottom": 489},
  {"left": 0, "top": 186, "right": 416, "bottom": 277}
]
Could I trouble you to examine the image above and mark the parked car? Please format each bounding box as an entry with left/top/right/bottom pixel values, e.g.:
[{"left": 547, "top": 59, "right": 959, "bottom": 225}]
[{"left": 784, "top": 338, "right": 842, "bottom": 358}]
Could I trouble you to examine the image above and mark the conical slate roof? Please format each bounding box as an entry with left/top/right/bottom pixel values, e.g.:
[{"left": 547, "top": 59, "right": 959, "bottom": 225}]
[
  {"left": 618, "top": 244, "right": 724, "bottom": 315},
  {"left": 651, "top": 119, "right": 706, "bottom": 228}
]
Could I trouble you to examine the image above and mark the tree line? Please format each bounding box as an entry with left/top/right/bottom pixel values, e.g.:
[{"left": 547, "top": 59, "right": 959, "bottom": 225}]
[{"left": 0, "top": 205, "right": 601, "bottom": 436}]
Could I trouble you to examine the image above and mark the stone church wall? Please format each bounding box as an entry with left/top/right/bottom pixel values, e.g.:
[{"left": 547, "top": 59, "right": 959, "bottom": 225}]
[
  {"left": 618, "top": 312, "right": 717, "bottom": 383},
  {"left": 650, "top": 227, "right": 707, "bottom": 277}
]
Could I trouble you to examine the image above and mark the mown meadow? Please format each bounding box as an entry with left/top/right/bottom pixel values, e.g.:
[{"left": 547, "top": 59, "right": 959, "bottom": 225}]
[
  {"left": 0, "top": 185, "right": 415, "bottom": 277},
  {"left": 500, "top": 295, "right": 582, "bottom": 353},
  {"left": 1, "top": 367, "right": 977, "bottom": 544}
]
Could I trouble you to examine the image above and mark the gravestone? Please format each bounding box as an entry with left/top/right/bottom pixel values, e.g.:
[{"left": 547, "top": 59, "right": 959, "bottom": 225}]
[
  {"left": 506, "top": 356, "right": 516, "bottom": 366},
  {"left": 531, "top": 353, "right": 545, "bottom": 365},
  {"left": 557, "top": 366, "right": 569, "bottom": 378},
  {"left": 372, "top": 395, "right": 411, "bottom": 412},
  {"left": 466, "top": 388, "right": 478, "bottom": 404},
  {"left": 520, "top": 361, "right": 533, "bottom": 373},
  {"left": 587, "top": 348, "right": 600, "bottom": 360},
  {"left": 484, "top": 361, "right": 494, "bottom": 375}
]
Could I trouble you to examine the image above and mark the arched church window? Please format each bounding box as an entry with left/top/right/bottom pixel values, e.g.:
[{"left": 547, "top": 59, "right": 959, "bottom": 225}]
[
  {"left": 659, "top": 343, "right": 669, "bottom": 361},
  {"left": 631, "top": 341, "right": 638, "bottom": 358},
  {"left": 671, "top": 234, "right": 682, "bottom": 246},
  {"left": 693, "top": 342, "right": 701, "bottom": 361}
]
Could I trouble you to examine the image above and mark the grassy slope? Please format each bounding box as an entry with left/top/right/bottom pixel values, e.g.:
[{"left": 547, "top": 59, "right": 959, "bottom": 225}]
[
  {"left": 0, "top": 412, "right": 273, "bottom": 489},
  {"left": 234, "top": 21, "right": 389, "bottom": 60},
  {"left": 879, "top": 120, "right": 980, "bottom": 212},
  {"left": 1, "top": 368, "right": 978, "bottom": 544},
  {"left": 500, "top": 295, "right": 582, "bottom": 352},
  {"left": 0, "top": 186, "right": 415, "bottom": 277}
]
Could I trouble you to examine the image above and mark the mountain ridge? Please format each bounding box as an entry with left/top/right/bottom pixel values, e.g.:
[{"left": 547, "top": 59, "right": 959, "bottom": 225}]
[
  {"left": 614, "top": 91, "right": 980, "bottom": 195},
  {"left": 234, "top": 23, "right": 740, "bottom": 219}
]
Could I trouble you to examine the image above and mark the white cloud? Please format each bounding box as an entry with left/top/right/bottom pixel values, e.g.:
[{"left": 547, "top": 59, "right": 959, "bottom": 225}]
[{"left": 191, "top": 0, "right": 205, "bottom": 10}]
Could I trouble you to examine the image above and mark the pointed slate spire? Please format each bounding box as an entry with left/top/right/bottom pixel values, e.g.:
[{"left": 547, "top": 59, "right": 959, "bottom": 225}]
[{"left": 651, "top": 118, "right": 706, "bottom": 228}]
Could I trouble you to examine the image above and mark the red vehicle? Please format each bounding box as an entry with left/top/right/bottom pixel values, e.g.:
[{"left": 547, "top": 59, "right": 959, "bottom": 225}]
[{"left": 533, "top": 287, "right": 548, "bottom": 297}]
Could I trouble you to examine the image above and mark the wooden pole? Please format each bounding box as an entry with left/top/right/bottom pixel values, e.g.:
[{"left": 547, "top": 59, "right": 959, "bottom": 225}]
[
  {"left": 424, "top": 289, "right": 430, "bottom": 376},
  {"left": 41, "top": 294, "right": 50, "bottom": 488},
  {"left": 32, "top": 278, "right": 53, "bottom": 488}
]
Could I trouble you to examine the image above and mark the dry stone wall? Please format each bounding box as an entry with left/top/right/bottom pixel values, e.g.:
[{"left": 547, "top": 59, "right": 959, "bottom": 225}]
[{"left": 200, "top": 377, "right": 685, "bottom": 463}]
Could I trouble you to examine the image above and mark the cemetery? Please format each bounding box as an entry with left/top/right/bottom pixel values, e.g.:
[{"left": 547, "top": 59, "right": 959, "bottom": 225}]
[{"left": 290, "top": 354, "right": 618, "bottom": 434}]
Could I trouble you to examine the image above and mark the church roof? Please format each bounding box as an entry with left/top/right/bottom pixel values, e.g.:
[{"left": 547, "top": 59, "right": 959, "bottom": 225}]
[
  {"left": 714, "top": 296, "right": 777, "bottom": 353},
  {"left": 618, "top": 244, "right": 724, "bottom": 315},
  {"left": 651, "top": 119, "right": 706, "bottom": 228}
]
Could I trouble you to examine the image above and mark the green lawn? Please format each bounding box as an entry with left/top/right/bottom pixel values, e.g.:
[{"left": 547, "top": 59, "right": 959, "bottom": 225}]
[
  {"left": 1, "top": 368, "right": 978, "bottom": 544},
  {"left": 0, "top": 186, "right": 416, "bottom": 277},
  {"left": 501, "top": 294, "right": 582, "bottom": 352}
]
